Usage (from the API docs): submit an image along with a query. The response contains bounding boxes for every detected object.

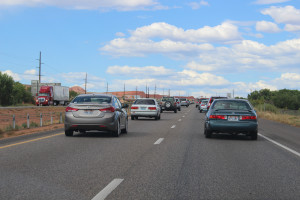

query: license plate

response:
[84,110,93,115]
[141,107,146,110]
[228,116,238,121]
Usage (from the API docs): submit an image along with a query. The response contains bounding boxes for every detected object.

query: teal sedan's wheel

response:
[250,131,258,140]
[65,130,73,137]
[204,127,212,138]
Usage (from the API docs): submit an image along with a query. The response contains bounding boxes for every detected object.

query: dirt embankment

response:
[0,106,66,139]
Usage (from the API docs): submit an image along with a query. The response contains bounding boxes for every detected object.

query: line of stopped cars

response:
[64,94,257,140]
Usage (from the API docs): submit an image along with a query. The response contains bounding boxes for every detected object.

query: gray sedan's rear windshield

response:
[72,96,112,104]
[212,100,251,110]
[134,99,155,105]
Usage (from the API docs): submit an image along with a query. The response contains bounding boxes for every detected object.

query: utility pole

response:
[155,84,156,99]
[136,86,138,99]
[233,89,234,98]
[168,89,170,97]
[84,73,87,94]
[106,82,108,94]
[123,83,125,101]
[38,51,42,84]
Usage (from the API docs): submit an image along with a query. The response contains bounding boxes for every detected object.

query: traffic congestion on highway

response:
[1,94,299,200]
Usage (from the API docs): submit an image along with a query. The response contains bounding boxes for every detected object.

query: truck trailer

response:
[36,85,69,106]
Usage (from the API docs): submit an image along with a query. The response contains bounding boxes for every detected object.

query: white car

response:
[130,98,161,120]
[199,100,208,113]
[175,98,181,111]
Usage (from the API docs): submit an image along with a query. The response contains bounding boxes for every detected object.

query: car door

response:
[115,97,126,128]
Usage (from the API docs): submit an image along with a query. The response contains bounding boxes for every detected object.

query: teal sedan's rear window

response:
[72,96,112,104]
[212,101,251,110]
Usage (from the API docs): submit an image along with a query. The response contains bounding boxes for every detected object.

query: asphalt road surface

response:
[0,106,299,200]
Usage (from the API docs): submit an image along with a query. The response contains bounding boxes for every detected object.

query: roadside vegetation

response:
[248,89,300,127]
[0,72,33,106]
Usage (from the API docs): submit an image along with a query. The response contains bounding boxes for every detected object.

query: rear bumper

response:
[207,120,258,133]
[64,113,117,132]
[131,111,158,117]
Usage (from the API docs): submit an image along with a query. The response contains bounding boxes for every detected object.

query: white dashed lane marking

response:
[91,179,124,200]
[154,138,164,145]
[171,125,176,128]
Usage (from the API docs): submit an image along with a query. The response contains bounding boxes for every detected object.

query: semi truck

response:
[36,85,69,106]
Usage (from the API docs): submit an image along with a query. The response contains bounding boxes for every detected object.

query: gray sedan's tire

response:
[250,131,258,140]
[112,121,120,137]
[121,119,128,134]
[174,108,177,113]
[65,130,73,137]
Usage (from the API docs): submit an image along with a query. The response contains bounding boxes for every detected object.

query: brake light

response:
[131,106,138,110]
[240,116,257,120]
[66,107,79,112]
[100,106,115,112]
[209,115,226,119]
[148,107,156,110]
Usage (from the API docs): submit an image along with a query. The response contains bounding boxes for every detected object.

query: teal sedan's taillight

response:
[240,116,257,120]
[209,115,227,119]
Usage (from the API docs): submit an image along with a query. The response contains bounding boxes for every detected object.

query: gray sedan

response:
[64,94,128,137]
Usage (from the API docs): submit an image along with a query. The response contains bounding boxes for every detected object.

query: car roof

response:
[77,93,113,97]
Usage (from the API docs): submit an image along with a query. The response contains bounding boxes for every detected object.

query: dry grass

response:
[257,111,300,127]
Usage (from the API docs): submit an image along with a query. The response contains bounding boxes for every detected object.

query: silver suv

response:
[175,98,181,111]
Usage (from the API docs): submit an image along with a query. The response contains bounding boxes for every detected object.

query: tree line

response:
[248,88,300,110]
[0,72,33,106]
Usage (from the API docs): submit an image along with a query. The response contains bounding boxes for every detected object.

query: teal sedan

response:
[204,99,258,140]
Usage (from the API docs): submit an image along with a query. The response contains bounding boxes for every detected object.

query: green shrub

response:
[30,122,38,128]
[22,123,27,129]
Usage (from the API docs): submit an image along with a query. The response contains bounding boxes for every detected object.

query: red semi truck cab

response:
[36,86,54,106]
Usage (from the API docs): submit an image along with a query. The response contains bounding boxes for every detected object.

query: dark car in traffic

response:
[206,96,228,110]
[204,99,258,140]
[64,94,128,137]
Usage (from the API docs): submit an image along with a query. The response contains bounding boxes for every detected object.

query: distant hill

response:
[69,86,85,94]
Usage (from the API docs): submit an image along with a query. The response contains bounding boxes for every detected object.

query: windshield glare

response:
[72,96,112,104]
[212,101,251,110]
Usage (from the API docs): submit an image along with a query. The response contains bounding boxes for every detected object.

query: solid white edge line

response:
[171,125,176,128]
[91,179,124,200]
[259,133,300,158]
[154,138,164,145]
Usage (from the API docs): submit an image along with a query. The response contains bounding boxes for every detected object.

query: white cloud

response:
[115,32,125,37]
[106,65,174,77]
[130,22,241,43]
[185,61,216,71]
[284,24,300,32]
[101,22,242,57]
[254,0,291,4]
[256,21,281,33]
[24,69,36,75]
[188,1,209,10]
[261,6,300,25]
[2,70,21,81]
[0,0,163,11]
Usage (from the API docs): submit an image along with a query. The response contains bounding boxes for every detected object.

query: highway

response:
[0,106,299,200]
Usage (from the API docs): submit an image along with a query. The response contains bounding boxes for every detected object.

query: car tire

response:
[112,120,120,137]
[161,109,163,113]
[200,110,202,113]
[121,119,128,134]
[158,114,161,120]
[174,109,177,113]
[250,131,257,140]
[65,130,73,137]
[135,116,138,120]
[204,127,212,138]
[178,107,181,111]
[131,116,134,120]
[155,116,158,120]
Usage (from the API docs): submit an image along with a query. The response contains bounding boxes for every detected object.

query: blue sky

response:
[1,0,300,98]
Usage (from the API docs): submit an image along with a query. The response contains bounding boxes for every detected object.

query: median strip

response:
[0,133,64,149]
[91,178,124,200]
[154,138,164,145]
[259,133,300,158]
